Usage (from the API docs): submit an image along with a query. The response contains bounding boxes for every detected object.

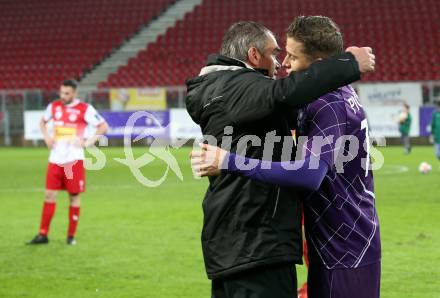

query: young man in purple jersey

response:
[191,16,381,298]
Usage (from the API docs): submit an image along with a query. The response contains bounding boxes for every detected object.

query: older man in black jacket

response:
[185,21,375,298]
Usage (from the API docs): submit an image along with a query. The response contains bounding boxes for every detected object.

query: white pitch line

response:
[376,165,409,175]
[0,164,411,193]
[0,180,205,193]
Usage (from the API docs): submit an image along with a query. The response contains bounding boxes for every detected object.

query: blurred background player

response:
[27,80,108,245]
[430,101,440,161]
[398,103,412,154]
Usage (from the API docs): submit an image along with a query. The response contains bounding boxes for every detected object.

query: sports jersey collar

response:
[63,99,81,107]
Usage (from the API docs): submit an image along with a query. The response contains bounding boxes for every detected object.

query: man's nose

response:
[281,57,289,68]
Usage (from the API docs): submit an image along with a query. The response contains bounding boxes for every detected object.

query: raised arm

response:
[191,144,328,191]
[191,94,347,190]
[226,48,374,124]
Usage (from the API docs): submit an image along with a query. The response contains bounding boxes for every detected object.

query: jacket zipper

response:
[272,187,281,218]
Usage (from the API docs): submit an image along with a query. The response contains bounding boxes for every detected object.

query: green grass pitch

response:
[0,146,439,297]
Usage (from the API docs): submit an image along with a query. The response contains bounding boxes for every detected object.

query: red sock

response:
[39,201,56,236]
[68,206,80,237]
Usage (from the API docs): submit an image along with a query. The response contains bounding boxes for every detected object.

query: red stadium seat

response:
[0,0,175,90]
[100,0,439,87]
[1,0,438,90]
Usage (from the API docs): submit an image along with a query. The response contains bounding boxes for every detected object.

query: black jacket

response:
[185,54,360,279]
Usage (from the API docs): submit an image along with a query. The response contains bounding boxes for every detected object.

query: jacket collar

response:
[206,54,247,67]
[199,54,275,77]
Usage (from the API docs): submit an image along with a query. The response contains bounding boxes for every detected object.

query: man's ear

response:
[247,47,262,67]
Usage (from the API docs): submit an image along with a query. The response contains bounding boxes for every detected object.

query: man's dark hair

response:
[62,79,78,90]
[220,21,273,61]
[286,16,343,60]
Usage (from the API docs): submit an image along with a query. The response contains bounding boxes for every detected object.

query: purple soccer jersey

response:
[297,85,381,269]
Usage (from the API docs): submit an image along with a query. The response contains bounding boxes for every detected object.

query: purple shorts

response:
[308,262,381,298]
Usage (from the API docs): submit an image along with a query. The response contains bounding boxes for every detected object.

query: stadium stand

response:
[99,0,440,88]
[0,0,175,90]
[0,0,438,90]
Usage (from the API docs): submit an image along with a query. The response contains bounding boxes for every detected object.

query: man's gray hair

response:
[220,21,273,62]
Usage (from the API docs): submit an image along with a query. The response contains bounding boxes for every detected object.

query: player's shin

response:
[68,205,80,238]
[39,201,56,236]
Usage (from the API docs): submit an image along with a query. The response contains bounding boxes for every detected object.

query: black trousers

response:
[211,264,297,298]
